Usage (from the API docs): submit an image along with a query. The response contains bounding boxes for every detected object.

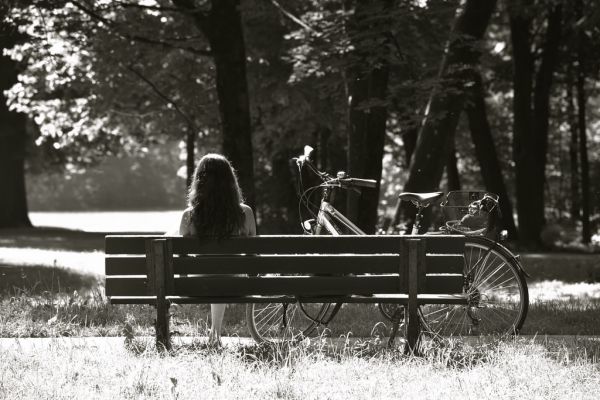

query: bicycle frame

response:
[315,201,365,235]
[312,185,366,235]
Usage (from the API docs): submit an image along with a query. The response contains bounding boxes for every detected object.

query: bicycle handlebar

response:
[293,149,377,190]
[339,178,377,188]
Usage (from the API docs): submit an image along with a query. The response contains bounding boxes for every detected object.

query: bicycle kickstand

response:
[387,320,400,348]
[387,306,404,348]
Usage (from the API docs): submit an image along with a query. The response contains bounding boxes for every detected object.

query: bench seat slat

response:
[109,296,156,305]
[107,293,468,306]
[297,294,468,304]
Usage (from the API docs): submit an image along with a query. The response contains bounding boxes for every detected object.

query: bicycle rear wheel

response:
[419,237,528,336]
[246,300,330,344]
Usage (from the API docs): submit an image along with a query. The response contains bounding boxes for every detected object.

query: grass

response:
[1,335,599,399]
[1,269,600,339]
[1,228,600,398]
[1,263,600,338]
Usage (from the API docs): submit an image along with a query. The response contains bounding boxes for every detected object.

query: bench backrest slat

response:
[104,235,466,299]
[105,253,464,275]
[104,274,464,297]
[105,235,465,255]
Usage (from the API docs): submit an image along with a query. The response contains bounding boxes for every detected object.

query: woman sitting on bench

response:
[177,153,256,347]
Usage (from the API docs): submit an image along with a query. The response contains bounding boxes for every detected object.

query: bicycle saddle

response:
[398,192,444,207]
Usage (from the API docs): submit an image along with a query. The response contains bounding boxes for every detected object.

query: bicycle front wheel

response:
[246,301,330,344]
[419,237,528,336]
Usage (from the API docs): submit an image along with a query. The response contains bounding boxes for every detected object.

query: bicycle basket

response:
[440,190,500,238]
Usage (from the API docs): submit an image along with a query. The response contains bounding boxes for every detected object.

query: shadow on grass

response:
[0,265,99,297]
[0,227,162,252]
[540,336,600,363]
[521,299,600,335]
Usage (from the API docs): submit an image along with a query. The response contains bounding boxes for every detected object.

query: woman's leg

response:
[209,304,226,345]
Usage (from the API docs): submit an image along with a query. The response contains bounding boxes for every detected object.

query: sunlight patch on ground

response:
[529,280,600,302]
[0,247,103,276]
[29,210,182,233]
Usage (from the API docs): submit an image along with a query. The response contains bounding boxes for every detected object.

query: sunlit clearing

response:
[529,280,600,301]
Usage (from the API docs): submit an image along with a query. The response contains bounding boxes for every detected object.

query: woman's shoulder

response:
[239,203,256,236]
[181,206,193,220]
[178,207,195,236]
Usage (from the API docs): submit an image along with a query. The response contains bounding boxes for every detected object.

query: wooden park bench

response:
[104,235,467,352]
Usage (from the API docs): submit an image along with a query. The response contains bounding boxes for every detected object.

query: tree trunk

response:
[172,0,255,210]
[403,0,496,192]
[400,0,496,232]
[0,14,31,228]
[577,72,591,244]
[346,67,390,234]
[0,28,31,228]
[566,64,580,221]
[576,0,591,244]
[446,145,461,192]
[346,0,391,234]
[317,126,331,172]
[209,0,255,210]
[510,1,562,247]
[465,70,518,239]
[401,128,418,168]
[509,1,535,244]
[185,130,195,189]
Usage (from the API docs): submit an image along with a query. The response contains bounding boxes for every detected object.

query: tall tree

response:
[346,0,392,234]
[401,0,497,231]
[509,0,563,247]
[0,5,31,228]
[574,0,591,243]
[445,144,461,191]
[465,70,518,239]
[172,0,255,210]
[565,64,580,221]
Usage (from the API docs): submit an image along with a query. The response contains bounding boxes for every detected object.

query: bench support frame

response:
[105,235,467,354]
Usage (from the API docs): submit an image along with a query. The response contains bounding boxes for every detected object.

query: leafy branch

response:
[125,64,197,134]
[70,0,212,56]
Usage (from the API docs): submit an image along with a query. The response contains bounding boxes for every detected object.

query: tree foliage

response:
[3,0,600,245]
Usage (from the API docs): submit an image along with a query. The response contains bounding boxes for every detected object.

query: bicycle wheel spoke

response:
[247,300,331,343]
[256,306,284,333]
[420,238,528,337]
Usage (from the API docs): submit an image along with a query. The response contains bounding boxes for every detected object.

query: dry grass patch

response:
[1,337,599,400]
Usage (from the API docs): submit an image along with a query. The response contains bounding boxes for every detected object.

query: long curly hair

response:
[188,154,245,238]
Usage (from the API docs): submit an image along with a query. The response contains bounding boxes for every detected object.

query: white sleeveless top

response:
[178,203,256,237]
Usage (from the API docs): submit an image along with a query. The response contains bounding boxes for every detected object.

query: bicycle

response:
[246,146,529,343]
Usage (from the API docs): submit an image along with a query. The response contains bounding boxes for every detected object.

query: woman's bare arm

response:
[241,204,257,236]
[178,208,193,236]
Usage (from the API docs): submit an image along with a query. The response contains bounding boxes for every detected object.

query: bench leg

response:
[404,311,421,355]
[152,239,172,352]
[156,299,171,352]
[403,238,423,355]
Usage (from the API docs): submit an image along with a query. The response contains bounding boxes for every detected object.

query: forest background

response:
[1,0,599,250]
